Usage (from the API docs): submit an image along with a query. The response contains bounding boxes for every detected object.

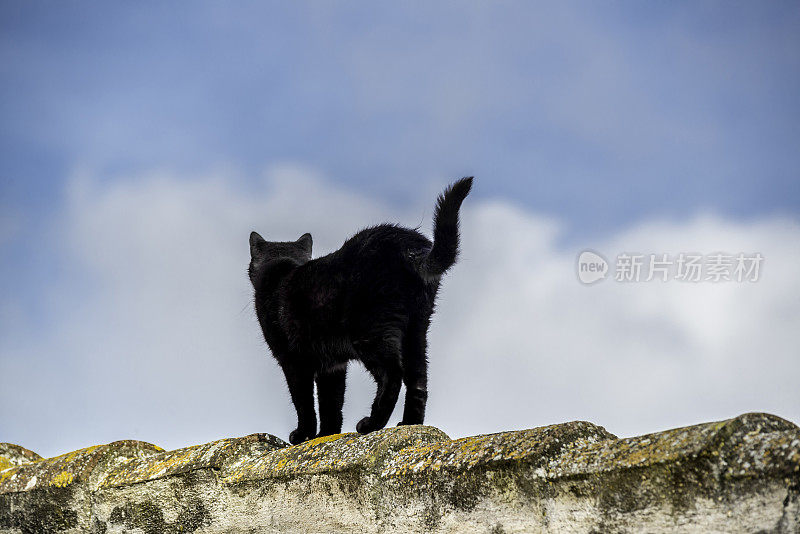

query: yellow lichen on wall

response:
[51,470,74,488]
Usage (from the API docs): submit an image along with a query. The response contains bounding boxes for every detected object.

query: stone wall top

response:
[1,413,798,533]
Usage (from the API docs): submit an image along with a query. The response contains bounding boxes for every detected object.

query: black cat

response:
[249,177,473,444]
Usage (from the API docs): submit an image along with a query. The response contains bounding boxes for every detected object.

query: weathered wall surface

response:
[1,413,798,533]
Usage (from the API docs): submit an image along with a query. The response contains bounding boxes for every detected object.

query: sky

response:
[1,2,799,458]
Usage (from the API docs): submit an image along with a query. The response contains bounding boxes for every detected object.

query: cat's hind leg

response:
[398,316,430,426]
[315,366,347,437]
[355,336,403,434]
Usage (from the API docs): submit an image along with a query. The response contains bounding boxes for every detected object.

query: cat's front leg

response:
[281,363,317,445]
[316,366,347,437]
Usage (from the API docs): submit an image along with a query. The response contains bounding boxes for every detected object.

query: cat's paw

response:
[397,420,422,426]
[356,417,374,434]
[289,428,313,445]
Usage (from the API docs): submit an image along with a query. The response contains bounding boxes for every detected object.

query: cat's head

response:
[248,231,312,286]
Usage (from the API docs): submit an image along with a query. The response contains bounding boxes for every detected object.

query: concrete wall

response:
[2,413,798,533]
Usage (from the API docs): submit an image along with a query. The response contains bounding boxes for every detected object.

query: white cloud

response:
[436,210,800,439]
[1,167,798,456]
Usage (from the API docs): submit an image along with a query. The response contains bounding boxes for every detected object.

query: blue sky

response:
[1,2,799,456]
[3,2,798,223]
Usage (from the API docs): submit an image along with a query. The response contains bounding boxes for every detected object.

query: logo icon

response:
[577,250,608,284]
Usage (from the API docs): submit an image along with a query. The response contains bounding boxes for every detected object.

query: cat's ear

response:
[297,233,313,256]
[250,231,267,259]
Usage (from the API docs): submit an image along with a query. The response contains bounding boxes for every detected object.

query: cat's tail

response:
[419,176,473,280]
